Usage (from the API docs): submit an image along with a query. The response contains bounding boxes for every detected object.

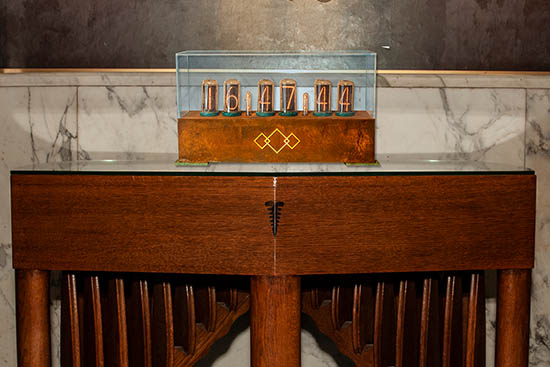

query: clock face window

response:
[201,79,218,116]
[201,78,356,118]
[280,79,297,115]
[337,80,354,116]
[257,79,275,116]
[314,79,332,115]
[224,79,241,113]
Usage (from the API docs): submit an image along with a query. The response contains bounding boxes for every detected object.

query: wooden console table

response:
[11,160,535,367]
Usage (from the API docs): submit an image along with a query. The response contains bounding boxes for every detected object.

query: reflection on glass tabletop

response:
[12,156,532,176]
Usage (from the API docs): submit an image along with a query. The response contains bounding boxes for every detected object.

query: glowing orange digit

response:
[317,86,328,111]
[226,86,238,111]
[283,85,296,110]
[208,86,213,110]
[339,86,351,111]
[260,86,271,106]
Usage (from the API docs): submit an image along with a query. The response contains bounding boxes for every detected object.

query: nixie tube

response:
[257,79,275,116]
[314,79,332,116]
[303,93,309,116]
[200,79,219,116]
[279,79,298,116]
[336,80,355,116]
[223,79,241,116]
[246,91,252,116]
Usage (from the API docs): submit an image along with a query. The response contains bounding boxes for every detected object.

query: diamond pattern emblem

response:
[286,133,300,149]
[254,133,269,149]
[254,129,301,154]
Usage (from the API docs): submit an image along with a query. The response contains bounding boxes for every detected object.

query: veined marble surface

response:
[0,86,77,366]
[376,88,525,165]
[377,72,550,89]
[526,89,550,367]
[0,79,548,366]
[0,72,178,87]
[78,86,178,160]
[1,71,550,89]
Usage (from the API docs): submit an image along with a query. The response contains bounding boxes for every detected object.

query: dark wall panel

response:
[1,0,549,70]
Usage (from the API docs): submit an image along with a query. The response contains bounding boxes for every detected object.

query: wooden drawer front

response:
[12,175,274,275]
[275,175,536,275]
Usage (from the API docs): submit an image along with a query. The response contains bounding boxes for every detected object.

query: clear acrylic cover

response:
[176,50,377,118]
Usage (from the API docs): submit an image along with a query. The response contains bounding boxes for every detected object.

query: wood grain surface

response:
[58,272,250,367]
[303,272,486,367]
[16,270,50,367]
[275,175,536,274]
[102,278,129,367]
[13,172,535,366]
[465,273,485,367]
[178,111,375,163]
[127,279,152,367]
[251,275,301,367]
[61,273,81,367]
[496,269,531,367]
[82,275,104,367]
[12,173,535,276]
[151,282,174,367]
[11,174,274,275]
[173,283,196,355]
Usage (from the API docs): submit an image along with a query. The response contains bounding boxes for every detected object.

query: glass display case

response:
[176,50,377,118]
[176,51,377,164]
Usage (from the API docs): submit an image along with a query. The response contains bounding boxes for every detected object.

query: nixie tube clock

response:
[223,79,241,116]
[257,79,275,117]
[200,79,219,116]
[336,80,355,116]
[314,79,332,116]
[279,79,298,116]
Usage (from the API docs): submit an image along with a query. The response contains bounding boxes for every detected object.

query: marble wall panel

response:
[526,89,550,367]
[77,86,178,160]
[0,86,77,367]
[376,88,526,166]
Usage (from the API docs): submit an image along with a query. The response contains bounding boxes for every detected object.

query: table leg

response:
[496,269,531,367]
[250,275,301,367]
[16,269,51,367]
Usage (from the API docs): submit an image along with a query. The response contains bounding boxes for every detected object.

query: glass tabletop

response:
[11,157,533,176]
